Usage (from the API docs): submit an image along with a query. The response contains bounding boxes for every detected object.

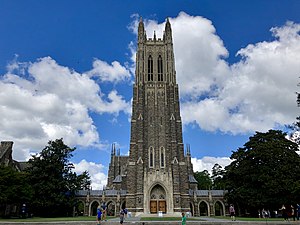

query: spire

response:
[164,17,172,43]
[138,16,145,43]
[186,144,191,156]
[111,143,116,156]
[154,30,156,41]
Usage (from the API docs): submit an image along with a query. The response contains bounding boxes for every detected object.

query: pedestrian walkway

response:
[196,216,230,222]
[108,216,141,222]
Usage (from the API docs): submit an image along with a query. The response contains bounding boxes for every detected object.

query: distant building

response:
[0,141,28,171]
[76,18,226,217]
[0,141,29,217]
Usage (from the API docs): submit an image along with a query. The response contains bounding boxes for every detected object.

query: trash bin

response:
[158,211,163,217]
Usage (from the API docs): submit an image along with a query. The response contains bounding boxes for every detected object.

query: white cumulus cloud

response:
[0,57,131,161]
[87,59,131,83]
[73,159,107,190]
[191,156,232,174]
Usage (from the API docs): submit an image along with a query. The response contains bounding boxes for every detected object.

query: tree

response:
[26,139,90,217]
[211,163,225,190]
[0,166,33,216]
[289,116,300,145]
[222,130,300,216]
[194,170,212,189]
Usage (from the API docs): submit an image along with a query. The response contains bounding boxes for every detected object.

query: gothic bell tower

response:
[124,17,197,215]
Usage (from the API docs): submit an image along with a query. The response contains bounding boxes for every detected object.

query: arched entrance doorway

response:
[215,201,224,216]
[75,200,85,216]
[106,201,116,216]
[199,201,209,216]
[91,201,99,216]
[150,184,167,214]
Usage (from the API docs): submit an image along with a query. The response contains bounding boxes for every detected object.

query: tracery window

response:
[157,55,163,81]
[148,55,153,81]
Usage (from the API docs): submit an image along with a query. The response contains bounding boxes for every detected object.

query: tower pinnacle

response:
[138,16,145,43]
[164,17,172,43]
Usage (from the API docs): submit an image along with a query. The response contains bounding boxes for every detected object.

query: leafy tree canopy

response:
[0,166,32,205]
[194,170,212,190]
[211,163,225,190]
[289,116,300,145]
[223,130,300,215]
[26,139,90,217]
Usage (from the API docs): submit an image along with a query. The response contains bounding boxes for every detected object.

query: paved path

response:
[0,217,299,225]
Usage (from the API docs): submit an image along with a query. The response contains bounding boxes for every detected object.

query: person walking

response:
[181,212,186,225]
[229,204,236,221]
[297,204,300,220]
[96,207,102,225]
[291,205,296,221]
[280,205,288,221]
[119,209,125,224]
[101,203,107,221]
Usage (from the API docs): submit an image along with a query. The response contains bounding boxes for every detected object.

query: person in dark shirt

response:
[96,207,102,225]
[119,209,125,224]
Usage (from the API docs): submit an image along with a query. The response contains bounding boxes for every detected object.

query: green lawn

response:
[213,216,286,221]
[0,216,114,222]
[0,215,287,222]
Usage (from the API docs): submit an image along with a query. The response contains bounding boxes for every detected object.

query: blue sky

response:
[1,1,299,189]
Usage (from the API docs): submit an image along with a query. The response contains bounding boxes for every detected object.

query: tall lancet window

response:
[149,146,154,168]
[160,147,165,168]
[158,55,163,81]
[148,55,153,81]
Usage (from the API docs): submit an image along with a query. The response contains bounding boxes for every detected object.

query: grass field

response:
[0,215,289,222]
[0,216,110,222]
[212,216,287,221]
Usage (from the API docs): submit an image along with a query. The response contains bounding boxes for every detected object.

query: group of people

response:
[280,204,300,221]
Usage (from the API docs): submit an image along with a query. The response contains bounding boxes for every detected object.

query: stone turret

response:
[0,141,13,166]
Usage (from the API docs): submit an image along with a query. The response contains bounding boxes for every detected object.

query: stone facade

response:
[0,141,28,171]
[78,18,226,217]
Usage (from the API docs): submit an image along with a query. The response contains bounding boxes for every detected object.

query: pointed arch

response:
[160,146,165,168]
[214,200,225,216]
[148,55,153,81]
[149,146,154,168]
[157,55,163,81]
[75,200,85,216]
[106,200,116,216]
[199,201,209,216]
[90,200,100,216]
[149,183,167,214]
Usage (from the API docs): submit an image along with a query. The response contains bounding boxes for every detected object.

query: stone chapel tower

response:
[126,17,197,215]
[107,18,198,216]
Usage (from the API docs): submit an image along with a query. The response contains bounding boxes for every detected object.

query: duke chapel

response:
[76,18,226,217]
